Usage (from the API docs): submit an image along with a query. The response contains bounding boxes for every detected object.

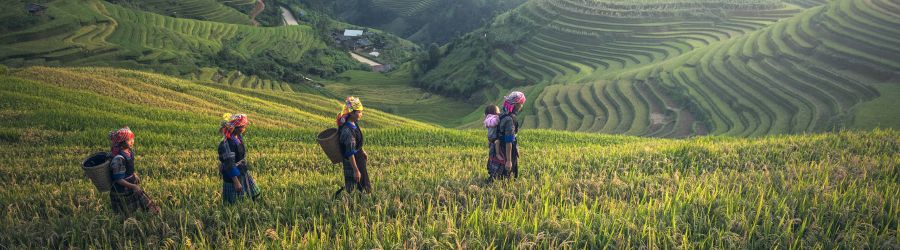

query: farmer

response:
[334,96,371,197]
[108,127,161,215]
[218,113,260,204]
[497,91,526,179]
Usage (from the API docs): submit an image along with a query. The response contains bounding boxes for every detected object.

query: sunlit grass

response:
[0,66,898,248]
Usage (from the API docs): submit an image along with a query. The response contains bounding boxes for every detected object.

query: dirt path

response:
[280,6,298,26]
[250,0,265,26]
[349,52,382,66]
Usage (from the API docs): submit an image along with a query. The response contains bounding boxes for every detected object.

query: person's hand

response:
[132,186,144,195]
[354,170,361,182]
[233,182,243,193]
[361,151,369,161]
[505,161,513,171]
[134,174,141,184]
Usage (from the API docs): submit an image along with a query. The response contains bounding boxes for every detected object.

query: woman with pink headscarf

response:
[495,91,526,179]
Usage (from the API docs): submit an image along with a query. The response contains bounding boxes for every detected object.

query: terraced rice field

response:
[116,0,255,25]
[0,66,424,131]
[191,68,316,93]
[487,0,802,84]
[0,0,322,78]
[787,0,832,7]
[519,0,898,137]
[1,66,898,248]
[372,0,442,17]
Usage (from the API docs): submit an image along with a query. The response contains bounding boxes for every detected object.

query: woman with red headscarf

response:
[108,127,160,214]
[218,113,260,204]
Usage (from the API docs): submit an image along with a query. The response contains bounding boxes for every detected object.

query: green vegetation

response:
[419,0,900,137]
[106,0,262,25]
[323,69,479,127]
[302,0,528,45]
[1,0,899,247]
[189,67,334,96]
[0,0,359,84]
[852,84,900,130]
[0,66,898,248]
[112,0,283,26]
[419,0,801,97]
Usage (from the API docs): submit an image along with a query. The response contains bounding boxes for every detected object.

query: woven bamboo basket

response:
[316,128,343,164]
[82,152,112,192]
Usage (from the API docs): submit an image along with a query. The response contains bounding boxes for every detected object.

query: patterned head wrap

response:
[503,91,527,113]
[336,96,364,126]
[221,113,249,139]
[109,126,135,156]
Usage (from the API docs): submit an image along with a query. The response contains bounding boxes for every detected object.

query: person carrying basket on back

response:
[218,113,261,204]
[108,127,161,215]
[333,96,371,198]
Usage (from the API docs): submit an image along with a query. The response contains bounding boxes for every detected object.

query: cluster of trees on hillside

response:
[301,0,528,45]
[208,37,364,81]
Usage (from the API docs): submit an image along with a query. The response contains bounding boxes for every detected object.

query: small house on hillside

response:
[26,3,47,15]
[343,29,364,37]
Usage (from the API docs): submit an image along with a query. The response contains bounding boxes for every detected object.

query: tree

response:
[426,43,442,70]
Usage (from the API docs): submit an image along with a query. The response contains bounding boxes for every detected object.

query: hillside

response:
[0,66,898,248]
[106,0,272,26]
[417,0,899,136]
[0,0,360,85]
[417,0,803,95]
[0,66,426,133]
[304,0,528,45]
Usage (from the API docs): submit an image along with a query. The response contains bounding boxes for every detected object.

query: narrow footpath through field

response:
[250,0,265,26]
[279,6,381,67]
[349,52,382,66]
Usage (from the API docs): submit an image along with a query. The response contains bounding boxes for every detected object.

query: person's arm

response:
[349,155,361,182]
[493,140,504,160]
[500,118,515,169]
[115,179,141,192]
[231,176,242,192]
[219,141,242,190]
[505,142,513,170]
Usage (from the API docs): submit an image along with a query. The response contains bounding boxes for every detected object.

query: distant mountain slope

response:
[305,0,528,45]
[106,0,255,25]
[0,0,359,84]
[416,0,803,97]
[523,0,899,137]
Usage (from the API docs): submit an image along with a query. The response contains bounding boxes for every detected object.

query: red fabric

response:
[109,127,134,156]
[222,114,249,139]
